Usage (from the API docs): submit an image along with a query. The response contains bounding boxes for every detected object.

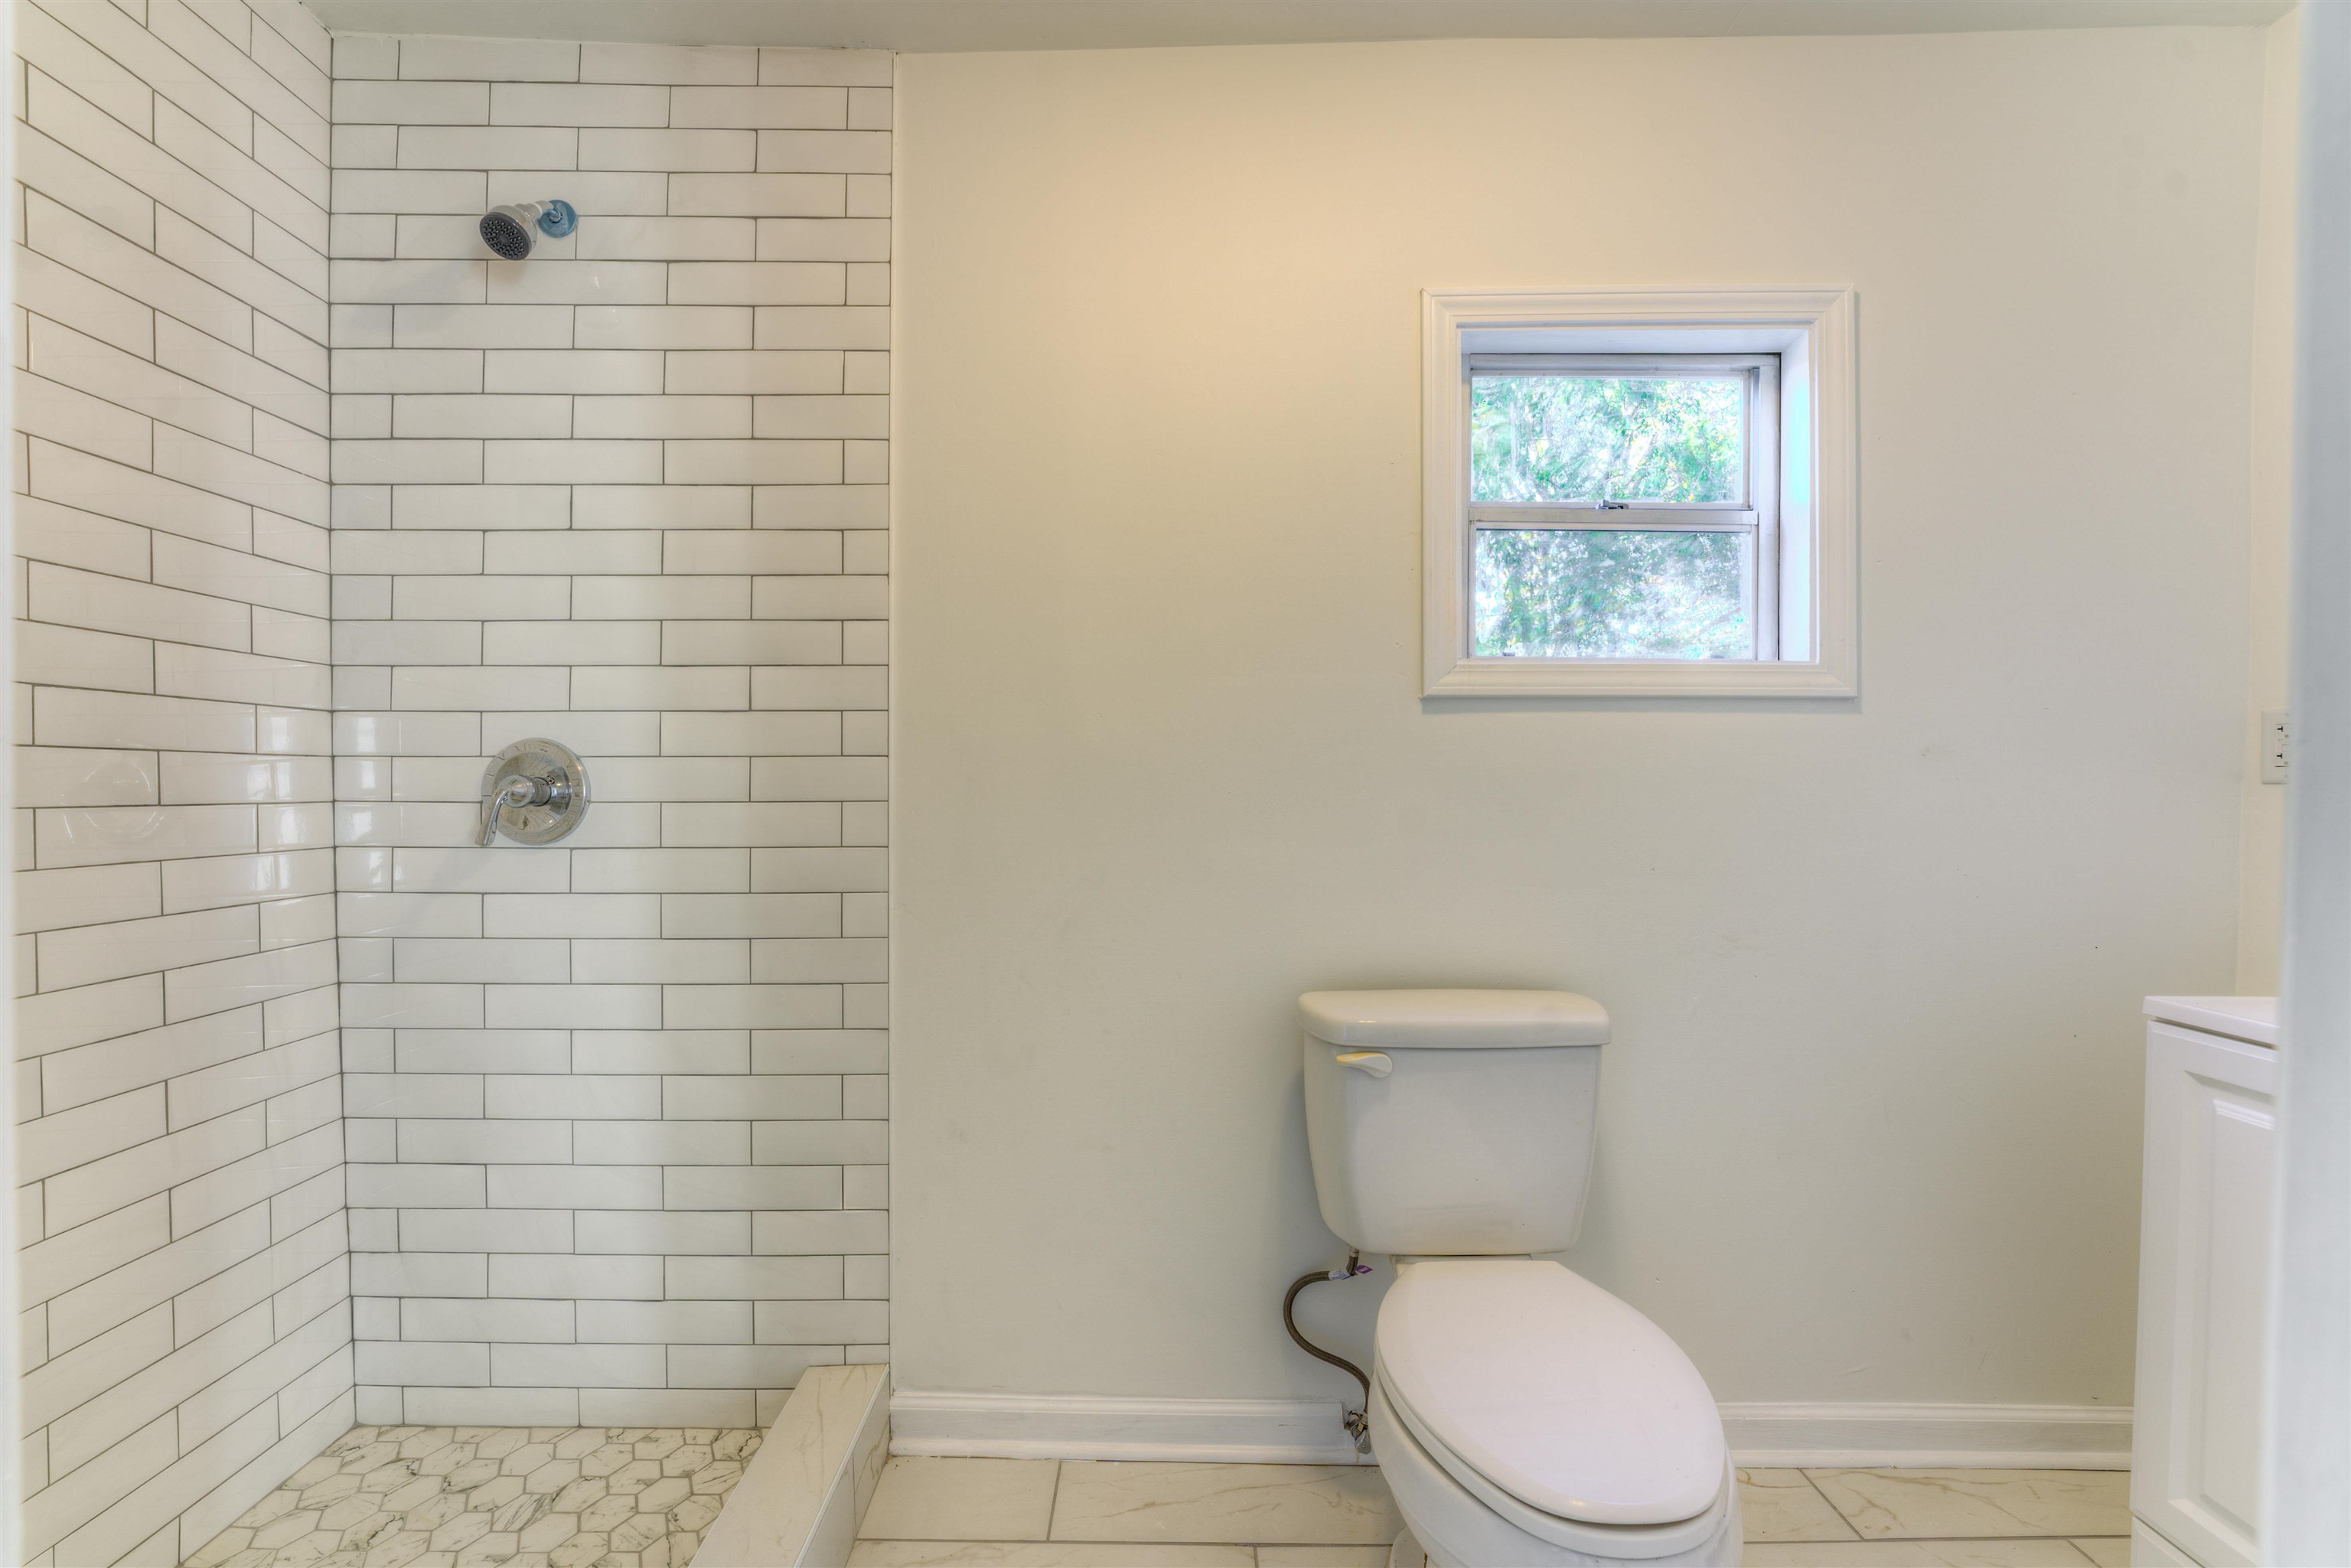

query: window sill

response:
[1424,657,1859,699]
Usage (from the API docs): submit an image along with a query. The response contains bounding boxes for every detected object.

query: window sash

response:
[1463,350,1780,660]
[1469,505,1756,533]
[1466,352,1776,375]
[1468,354,1769,509]
[1469,522,1762,663]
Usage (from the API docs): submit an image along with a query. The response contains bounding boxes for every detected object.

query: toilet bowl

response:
[1296,991,1740,1568]
[1367,1259,1740,1567]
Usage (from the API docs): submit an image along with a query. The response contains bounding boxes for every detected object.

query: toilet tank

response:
[1299,989,1608,1257]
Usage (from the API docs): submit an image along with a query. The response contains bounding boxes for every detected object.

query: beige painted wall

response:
[2235,8,2299,993]
[892,28,2266,1407]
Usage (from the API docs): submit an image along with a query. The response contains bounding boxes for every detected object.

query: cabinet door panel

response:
[2133,1021,2276,1568]
[2193,1095,2270,1531]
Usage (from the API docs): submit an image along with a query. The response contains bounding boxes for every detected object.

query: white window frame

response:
[1423,287,1858,698]
[1467,352,1779,661]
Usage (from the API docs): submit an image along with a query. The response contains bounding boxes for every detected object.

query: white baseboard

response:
[890,1391,1374,1465]
[1718,1401,2131,1470]
[891,1390,2131,1471]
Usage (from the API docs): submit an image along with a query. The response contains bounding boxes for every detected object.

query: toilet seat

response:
[1374,1260,1727,1530]
[1369,1374,1739,1566]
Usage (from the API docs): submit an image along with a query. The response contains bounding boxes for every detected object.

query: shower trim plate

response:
[479,738,589,846]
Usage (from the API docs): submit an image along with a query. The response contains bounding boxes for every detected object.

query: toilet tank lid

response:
[1297,989,1608,1048]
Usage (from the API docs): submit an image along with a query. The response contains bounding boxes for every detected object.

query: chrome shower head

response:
[479,199,578,260]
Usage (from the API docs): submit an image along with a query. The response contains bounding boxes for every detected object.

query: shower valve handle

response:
[475,740,589,848]
[478,774,542,846]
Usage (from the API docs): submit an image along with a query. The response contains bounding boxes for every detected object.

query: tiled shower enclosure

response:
[11,2,892,1561]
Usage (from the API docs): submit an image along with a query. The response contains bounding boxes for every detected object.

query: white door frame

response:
[2265,2,2351,1560]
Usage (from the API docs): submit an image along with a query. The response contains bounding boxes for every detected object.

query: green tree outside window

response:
[1470,376,1750,659]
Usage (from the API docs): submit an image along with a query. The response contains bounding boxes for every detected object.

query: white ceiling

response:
[298,0,2293,51]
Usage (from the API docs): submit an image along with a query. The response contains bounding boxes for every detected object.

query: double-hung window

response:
[1469,354,1778,663]
[1423,288,1857,697]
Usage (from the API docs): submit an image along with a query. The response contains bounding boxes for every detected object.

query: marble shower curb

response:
[696,1364,892,1567]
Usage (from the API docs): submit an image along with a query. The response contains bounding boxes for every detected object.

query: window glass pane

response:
[1472,375,1743,503]
[1474,529,1751,660]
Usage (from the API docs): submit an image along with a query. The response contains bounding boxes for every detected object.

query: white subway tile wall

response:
[327,37,891,1431]
[11,2,352,1564]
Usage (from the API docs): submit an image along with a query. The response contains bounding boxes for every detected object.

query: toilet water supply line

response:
[1283,1249,1376,1452]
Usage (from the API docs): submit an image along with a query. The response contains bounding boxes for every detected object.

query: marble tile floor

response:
[849,1458,2134,1567]
[180,1424,761,1568]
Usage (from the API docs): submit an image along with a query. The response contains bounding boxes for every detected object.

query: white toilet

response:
[1299,989,1742,1568]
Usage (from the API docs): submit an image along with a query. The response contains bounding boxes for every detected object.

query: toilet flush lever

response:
[1335,1051,1393,1078]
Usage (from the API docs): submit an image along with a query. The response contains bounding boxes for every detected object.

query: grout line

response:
[20,194,333,357]
[21,73,333,253]
[1795,1465,1864,1538]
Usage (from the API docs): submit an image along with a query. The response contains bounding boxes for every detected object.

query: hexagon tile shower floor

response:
[180,1424,763,1568]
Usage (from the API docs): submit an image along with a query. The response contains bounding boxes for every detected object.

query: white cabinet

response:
[2132,998,2279,1568]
